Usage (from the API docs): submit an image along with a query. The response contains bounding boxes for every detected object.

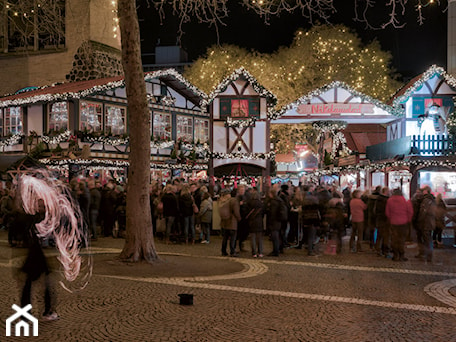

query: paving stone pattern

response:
[0,232,456,342]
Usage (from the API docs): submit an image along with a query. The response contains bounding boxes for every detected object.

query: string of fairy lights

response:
[307,158,456,179]
[3,60,456,177]
[225,117,257,128]
[0,133,23,147]
[201,68,277,108]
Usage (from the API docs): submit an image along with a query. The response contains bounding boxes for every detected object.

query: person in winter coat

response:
[20,199,58,321]
[179,184,196,244]
[418,186,436,262]
[327,192,345,254]
[198,192,213,244]
[367,186,381,249]
[385,188,413,261]
[349,189,367,252]
[246,189,265,257]
[219,189,241,257]
[264,188,283,257]
[300,186,321,256]
[434,193,447,248]
[411,189,424,258]
[288,187,303,245]
[375,187,390,257]
[161,184,179,244]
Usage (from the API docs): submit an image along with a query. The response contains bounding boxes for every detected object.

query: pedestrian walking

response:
[20,199,59,321]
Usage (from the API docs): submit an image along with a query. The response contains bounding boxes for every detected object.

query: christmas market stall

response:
[271,81,399,190]
[367,65,456,199]
[0,69,208,182]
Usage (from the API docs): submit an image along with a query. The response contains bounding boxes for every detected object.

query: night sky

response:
[137,2,447,81]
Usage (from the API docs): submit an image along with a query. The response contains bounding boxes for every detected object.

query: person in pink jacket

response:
[349,189,367,252]
[385,188,413,261]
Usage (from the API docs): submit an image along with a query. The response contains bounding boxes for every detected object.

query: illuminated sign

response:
[297,103,374,114]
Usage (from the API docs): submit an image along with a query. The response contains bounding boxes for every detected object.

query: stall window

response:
[48,102,68,132]
[105,105,126,135]
[176,115,193,142]
[4,107,23,135]
[194,118,209,143]
[79,101,102,132]
[152,112,171,140]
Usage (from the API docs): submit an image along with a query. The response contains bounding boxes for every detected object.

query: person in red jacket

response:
[385,188,413,261]
[349,189,367,252]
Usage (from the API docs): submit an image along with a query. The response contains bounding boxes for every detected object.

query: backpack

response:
[219,198,231,220]
[277,198,288,222]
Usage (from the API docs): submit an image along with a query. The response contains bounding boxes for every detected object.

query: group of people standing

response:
[347,184,447,262]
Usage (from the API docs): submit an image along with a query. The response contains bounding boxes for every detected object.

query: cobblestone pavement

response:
[1,231,456,342]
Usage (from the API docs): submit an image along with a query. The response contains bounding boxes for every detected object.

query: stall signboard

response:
[297,103,374,114]
[338,155,359,166]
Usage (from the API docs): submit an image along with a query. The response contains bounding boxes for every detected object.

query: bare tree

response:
[0,0,65,52]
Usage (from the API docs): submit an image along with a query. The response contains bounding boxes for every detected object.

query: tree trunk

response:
[117,0,158,262]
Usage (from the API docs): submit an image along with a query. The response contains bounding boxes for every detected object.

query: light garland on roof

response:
[41,130,72,145]
[225,117,257,128]
[145,69,208,108]
[307,158,456,178]
[211,151,275,160]
[0,69,207,109]
[270,81,401,120]
[0,133,23,147]
[38,158,207,171]
[161,96,176,106]
[202,67,277,108]
[392,65,456,108]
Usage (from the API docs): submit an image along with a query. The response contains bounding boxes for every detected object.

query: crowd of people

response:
[0,176,449,262]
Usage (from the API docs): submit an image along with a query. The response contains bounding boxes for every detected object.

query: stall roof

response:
[388,65,456,107]
[271,81,400,124]
[202,67,277,107]
[0,69,207,108]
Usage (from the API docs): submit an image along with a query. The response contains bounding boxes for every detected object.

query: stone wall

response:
[66,41,123,82]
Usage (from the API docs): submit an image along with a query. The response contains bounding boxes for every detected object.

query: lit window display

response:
[152,112,171,140]
[105,105,126,135]
[49,102,68,132]
[194,118,209,143]
[176,115,193,142]
[372,172,385,187]
[419,171,456,199]
[389,170,411,199]
[80,101,102,132]
[4,107,23,135]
